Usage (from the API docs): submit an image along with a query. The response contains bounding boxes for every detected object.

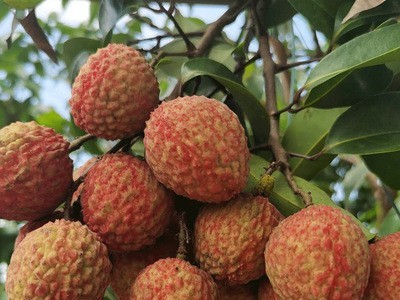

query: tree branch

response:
[253,2,312,207]
[68,134,96,153]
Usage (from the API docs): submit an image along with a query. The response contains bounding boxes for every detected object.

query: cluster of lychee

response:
[1,43,398,299]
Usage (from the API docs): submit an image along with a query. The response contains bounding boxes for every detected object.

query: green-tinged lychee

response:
[217,281,258,300]
[110,229,178,300]
[363,232,400,299]
[4,0,43,9]
[194,194,283,285]
[258,278,279,300]
[81,153,174,251]
[0,121,73,221]
[6,220,112,300]
[253,173,275,196]
[130,258,219,299]
[69,43,159,140]
[265,205,370,300]
[144,96,250,203]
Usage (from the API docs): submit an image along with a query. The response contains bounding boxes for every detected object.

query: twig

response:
[68,134,96,153]
[276,57,321,74]
[107,138,133,154]
[128,31,204,46]
[155,0,196,54]
[287,151,324,161]
[272,86,306,116]
[253,1,312,207]
[195,1,250,57]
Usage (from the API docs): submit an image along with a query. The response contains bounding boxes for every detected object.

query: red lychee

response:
[6,220,112,299]
[0,121,72,221]
[69,43,159,140]
[130,258,219,299]
[265,205,370,300]
[144,95,250,203]
[194,194,283,285]
[363,232,400,299]
[81,153,174,251]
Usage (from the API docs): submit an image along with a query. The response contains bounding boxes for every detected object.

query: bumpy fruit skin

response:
[69,43,159,140]
[0,121,73,221]
[81,153,174,251]
[110,229,178,300]
[363,232,400,299]
[130,258,219,300]
[194,194,283,285]
[144,96,250,202]
[6,220,112,300]
[258,279,279,300]
[217,281,257,300]
[4,0,43,9]
[265,205,370,300]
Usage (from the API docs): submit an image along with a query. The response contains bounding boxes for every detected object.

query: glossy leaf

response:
[181,58,270,146]
[260,0,296,28]
[306,23,400,90]
[342,0,385,23]
[305,65,393,108]
[282,108,346,179]
[363,151,400,189]
[63,38,102,70]
[378,199,400,236]
[36,110,68,134]
[325,92,400,155]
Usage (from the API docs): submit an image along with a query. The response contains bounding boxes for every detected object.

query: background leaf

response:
[306,23,400,90]
[282,108,346,180]
[325,92,400,155]
[363,151,400,189]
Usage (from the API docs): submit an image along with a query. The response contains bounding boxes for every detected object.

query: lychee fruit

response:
[110,229,178,300]
[6,220,112,300]
[363,232,400,299]
[0,121,73,221]
[144,96,250,203]
[4,0,43,9]
[130,258,219,299]
[81,153,174,251]
[217,281,258,300]
[194,194,283,285]
[265,205,370,300]
[258,279,279,300]
[69,43,159,140]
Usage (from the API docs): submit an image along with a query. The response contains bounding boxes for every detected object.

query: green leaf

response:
[244,154,269,193]
[98,0,138,38]
[325,92,400,155]
[287,0,348,38]
[282,108,346,179]
[363,151,400,189]
[378,199,400,236]
[36,110,68,134]
[335,0,400,42]
[181,58,269,146]
[306,23,400,90]
[260,0,296,28]
[63,37,102,71]
[305,65,393,108]
[0,221,18,263]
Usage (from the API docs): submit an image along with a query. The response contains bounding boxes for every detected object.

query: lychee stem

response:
[68,134,95,153]
[252,2,313,207]
[176,212,189,260]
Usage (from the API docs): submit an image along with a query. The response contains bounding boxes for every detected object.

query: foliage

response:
[1,0,400,298]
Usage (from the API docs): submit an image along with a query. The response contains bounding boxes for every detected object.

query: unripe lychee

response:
[0,121,73,221]
[6,220,112,300]
[69,43,159,140]
[363,232,400,299]
[144,96,250,203]
[110,229,178,300]
[217,281,257,300]
[4,0,43,9]
[253,173,275,196]
[81,153,174,251]
[130,258,219,299]
[194,194,283,285]
[265,205,370,300]
[258,279,279,300]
